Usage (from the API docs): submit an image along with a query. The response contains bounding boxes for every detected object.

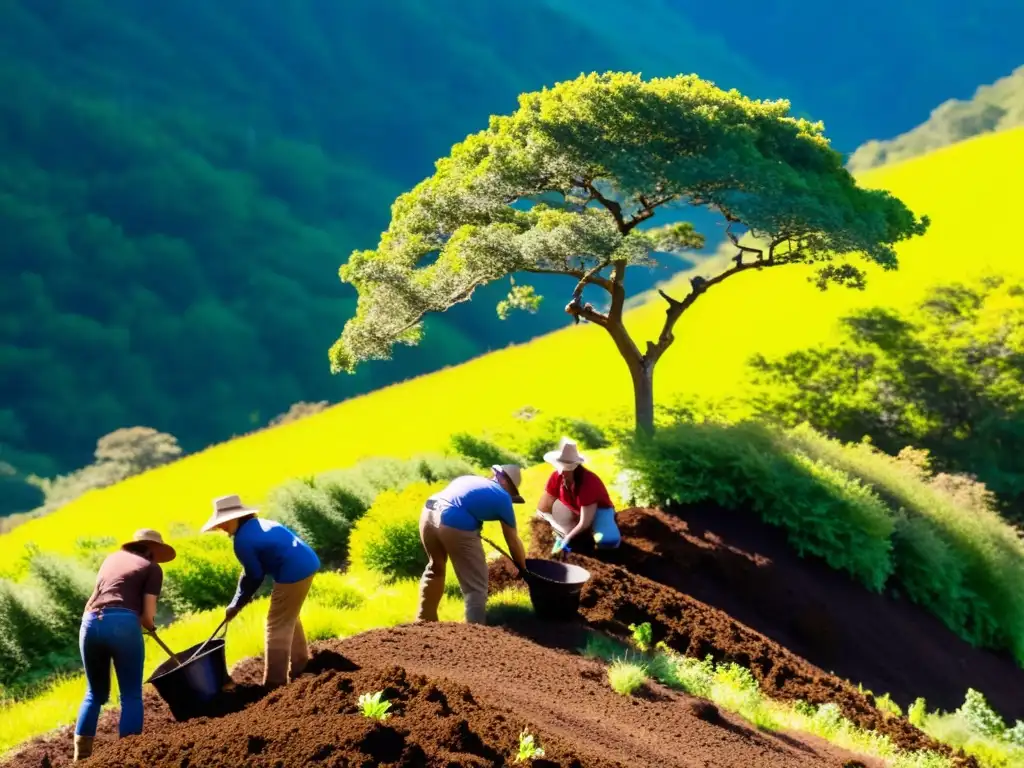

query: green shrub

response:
[787,425,1024,659]
[620,421,895,591]
[496,409,611,464]
[266,478,365,565]
[26,553,93,643]
[162,535,245,615]
[0,580,64,687]
[348,482,446,582]
[316,454,474,504]
[621,419,1024,664]
[448,432,524,469]
[307,571,366,610]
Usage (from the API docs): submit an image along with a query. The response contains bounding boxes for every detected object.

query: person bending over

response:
[417,464,528,625]
[74,529,176,762]
[201,494,320,687]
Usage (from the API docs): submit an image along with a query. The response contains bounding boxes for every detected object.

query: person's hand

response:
[225,605,240,622]
[552,537,571,555]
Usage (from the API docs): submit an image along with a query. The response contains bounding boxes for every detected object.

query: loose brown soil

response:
[611,504,1024,719]
[5,624,883,768]
[490,511,981,767]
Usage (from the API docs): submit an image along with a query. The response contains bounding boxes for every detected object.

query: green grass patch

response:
[607,659,648,696]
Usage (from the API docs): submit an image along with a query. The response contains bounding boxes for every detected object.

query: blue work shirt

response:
[227,517,320,610]
[433,475,517,532]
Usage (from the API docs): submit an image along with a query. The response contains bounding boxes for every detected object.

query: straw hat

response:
[492,464,525,504]
[122,529,176,563]
[544,437,587,472]
[200,494,260,533]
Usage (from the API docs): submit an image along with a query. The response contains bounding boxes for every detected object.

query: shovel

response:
[147,630,183,668]
[480,535,525,577]
[183,617,230,665]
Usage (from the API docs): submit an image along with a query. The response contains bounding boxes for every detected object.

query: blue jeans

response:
[592,506,621,548]
[75,608,145,738]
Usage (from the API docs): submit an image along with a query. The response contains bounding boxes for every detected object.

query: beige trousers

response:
[416,502,489,625]
[264,573,314,686]
[537,499,578,537]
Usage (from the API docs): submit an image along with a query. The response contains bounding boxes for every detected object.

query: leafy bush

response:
[448,432,524,469]
[491,409,611,465]
[162,535,244,616]
[348,482,446,582]
[266,454,474,568]
[307,571,366,611]
[26,552,94,642]
[620,420,895,591]
[621,419,1024,663]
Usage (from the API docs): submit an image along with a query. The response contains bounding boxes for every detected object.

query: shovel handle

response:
[184,616,229,664]
[148,630,182,667]
[480,535,525,578]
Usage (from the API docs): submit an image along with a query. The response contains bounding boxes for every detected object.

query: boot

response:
[73,735,94,762]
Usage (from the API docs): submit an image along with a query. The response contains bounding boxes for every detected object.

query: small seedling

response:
[628,621,653,652]
[516,727,545,762]
[358,690,392,721]
[608,659,648,696]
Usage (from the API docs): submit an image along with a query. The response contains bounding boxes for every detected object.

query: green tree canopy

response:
[330,72,929,432]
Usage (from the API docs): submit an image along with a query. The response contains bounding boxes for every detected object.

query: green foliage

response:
[957,689,1007,739]
[621,419,1024,663]
[162,535,245,616]
[357,690,392,721]
[0,553,94,690]
[307,572,366,611]
[493,408,611,465]
[330,70,927,388]
[448,433,525,470]
[848,64,1024,173]
[266,478,368,566]
[516,728,546,762]
[909,698,928,728]
[607,659,648,696]
[749,276,1024,518]
[628,621,653,652]
[620,421,895,591]
[348,482,446,582]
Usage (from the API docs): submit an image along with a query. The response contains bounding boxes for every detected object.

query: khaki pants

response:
[264,573,314,686]
[416,502,489,625]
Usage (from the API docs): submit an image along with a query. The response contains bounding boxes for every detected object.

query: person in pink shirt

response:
[535,437,621,554]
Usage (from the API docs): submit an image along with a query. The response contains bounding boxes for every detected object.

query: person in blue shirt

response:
[416,464,528,625]
[201,494,320,687]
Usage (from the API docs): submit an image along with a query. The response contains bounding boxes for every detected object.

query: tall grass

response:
[620,420,1024,663]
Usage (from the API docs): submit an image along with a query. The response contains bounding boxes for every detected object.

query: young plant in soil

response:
[516,728,546,762]
[629,621,653,652]
[607,659,649,696]
[358,690,392,721]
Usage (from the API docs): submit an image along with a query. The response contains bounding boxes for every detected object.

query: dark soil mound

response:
[610,504,1024,720]
[489,514,977,767]
[5,624,881,768]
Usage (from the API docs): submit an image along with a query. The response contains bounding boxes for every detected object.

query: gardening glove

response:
[552,537,571,555]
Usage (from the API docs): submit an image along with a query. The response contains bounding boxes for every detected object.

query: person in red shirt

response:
[535,437,621,554]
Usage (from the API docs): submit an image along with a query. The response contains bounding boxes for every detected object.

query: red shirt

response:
[545,468,613,514]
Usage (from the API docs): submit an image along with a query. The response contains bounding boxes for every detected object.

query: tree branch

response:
[624,194,675,232]
[644,239,793,367]
[522,266,614,294]
[582,181,627,232]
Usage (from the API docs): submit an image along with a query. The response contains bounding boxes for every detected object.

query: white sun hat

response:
[543,437,587,472]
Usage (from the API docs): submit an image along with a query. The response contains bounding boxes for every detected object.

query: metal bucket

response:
[147,638,229,721]
[522,557,591,621]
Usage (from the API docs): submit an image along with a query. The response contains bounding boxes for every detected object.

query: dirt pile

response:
[610,504,1024,720]
[489,512,978,766]
[6,623,881,768]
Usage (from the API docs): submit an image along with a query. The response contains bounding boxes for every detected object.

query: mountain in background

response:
[848,64,1024,172]
[2,0,1020,513]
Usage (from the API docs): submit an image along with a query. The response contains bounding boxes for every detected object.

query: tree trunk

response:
[631,362,655,436]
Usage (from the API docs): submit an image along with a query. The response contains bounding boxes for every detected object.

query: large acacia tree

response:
[329,72,929,433]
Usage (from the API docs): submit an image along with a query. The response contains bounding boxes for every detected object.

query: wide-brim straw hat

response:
[200,494,260,533]
[543,437,587,472]
[122,528,176,563]
[492,464,525,504]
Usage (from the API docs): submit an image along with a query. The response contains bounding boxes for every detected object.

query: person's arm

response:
[562,503,597,545]
[140,594,158,632]
[537,492,556,515]
[500,521,528,572]
[226,534,266,615]
[140,564,162,632]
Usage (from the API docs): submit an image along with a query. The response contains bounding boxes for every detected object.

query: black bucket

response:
[522,557,591,621]
[147,638,229,721]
